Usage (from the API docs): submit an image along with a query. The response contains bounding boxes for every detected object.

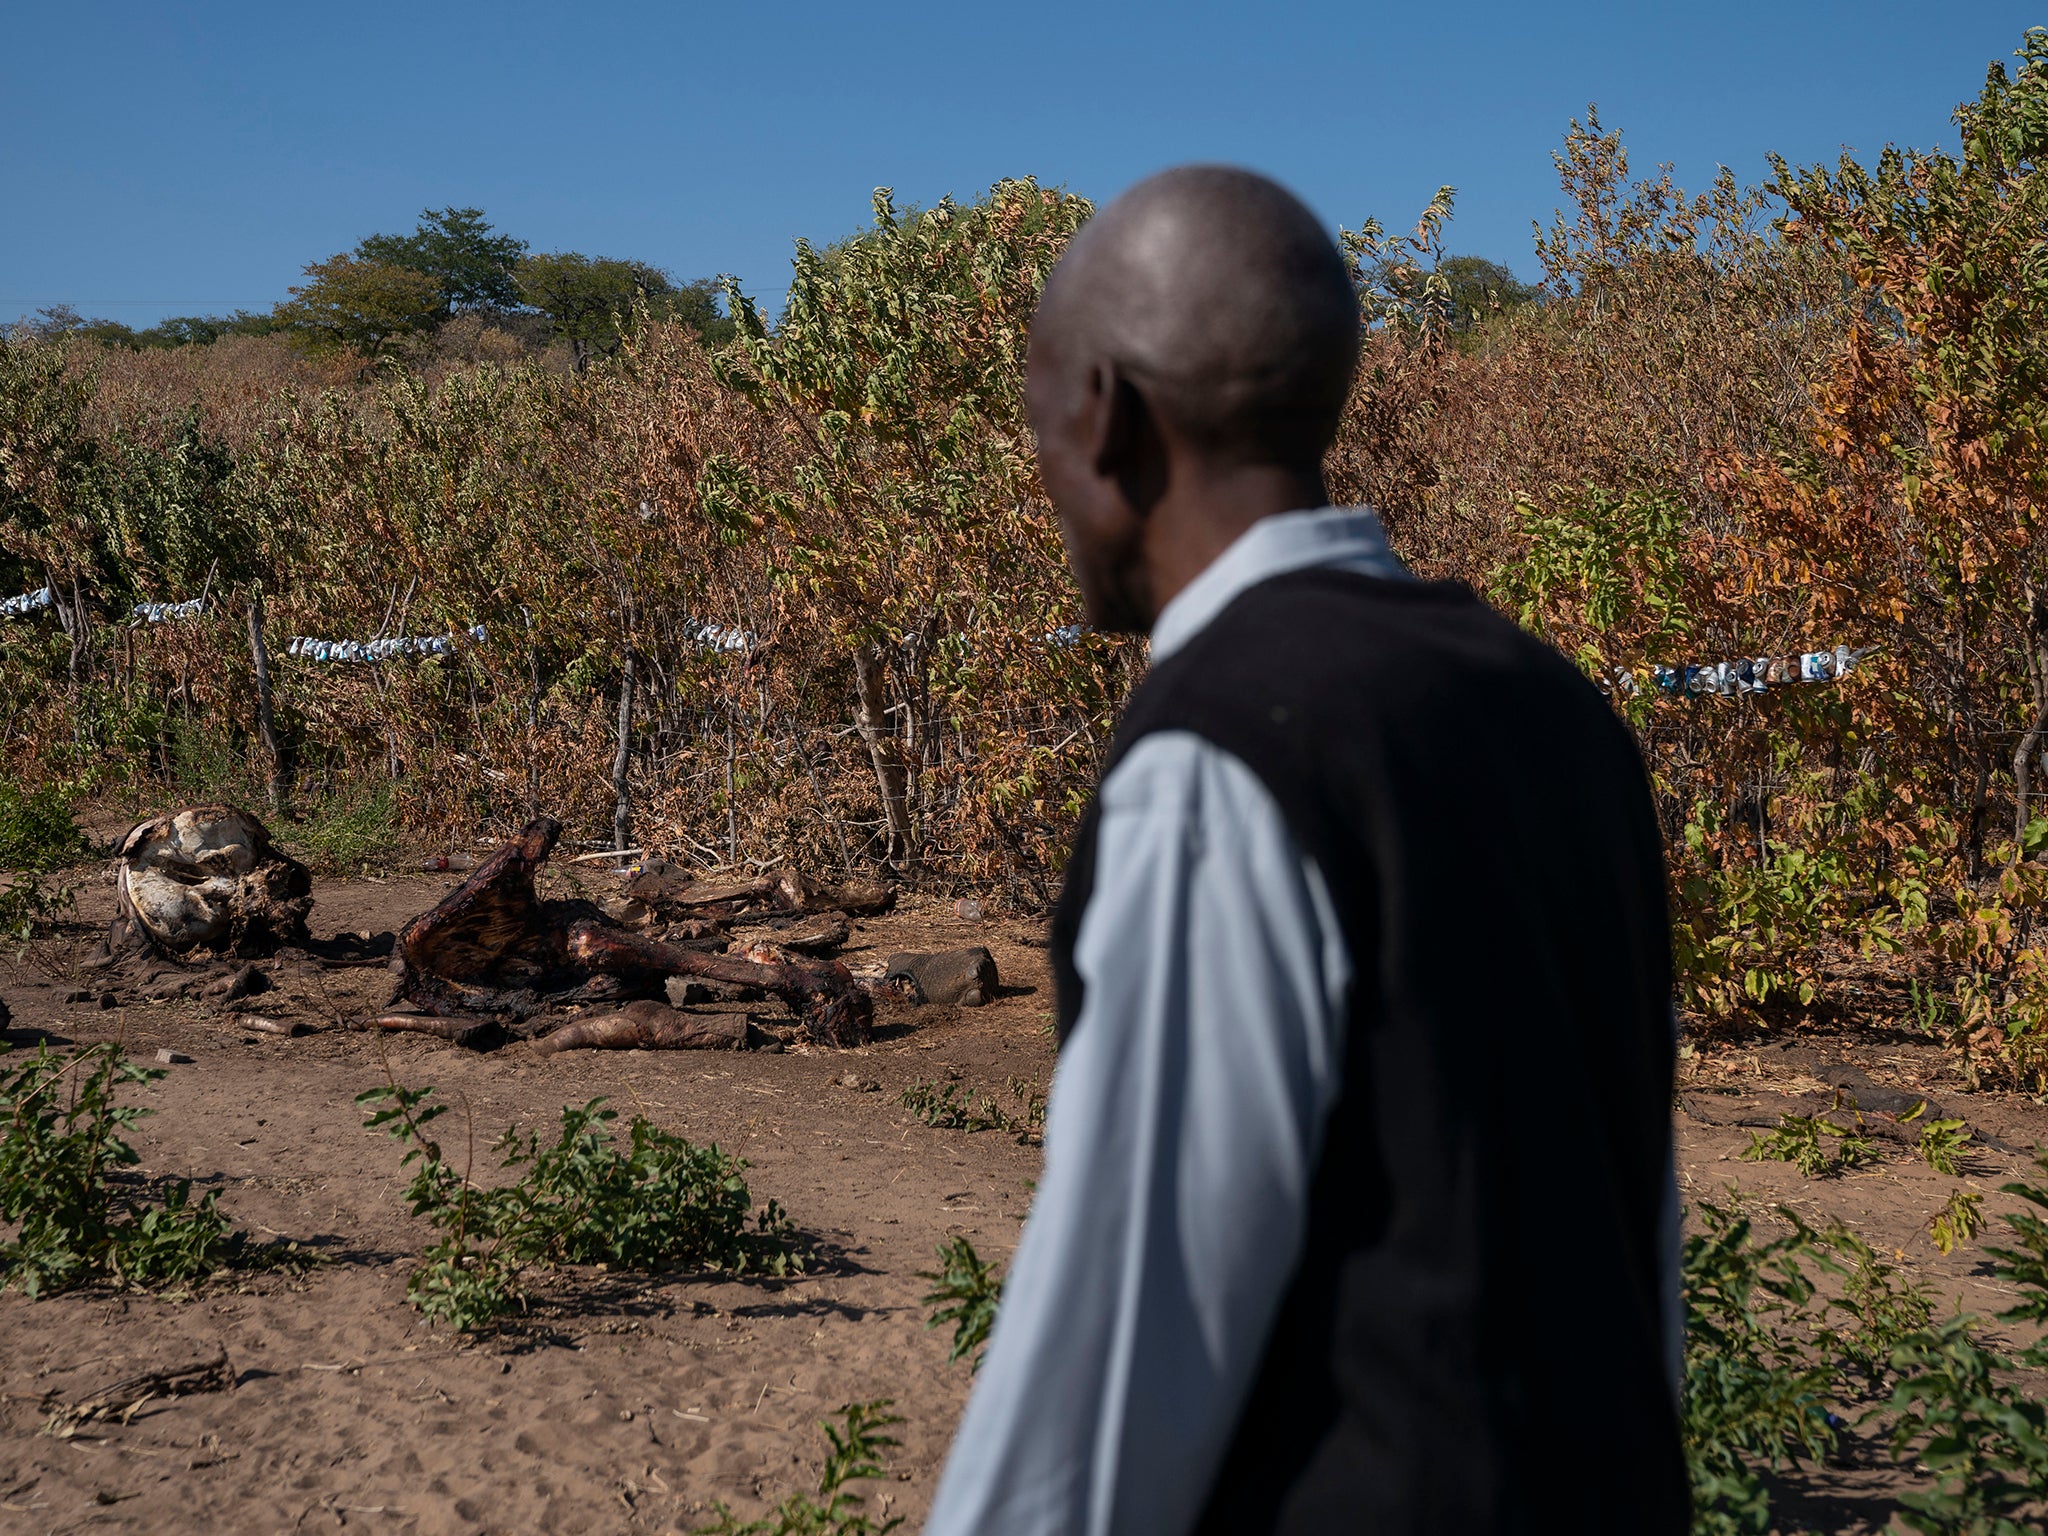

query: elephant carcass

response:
[112,806,313,958]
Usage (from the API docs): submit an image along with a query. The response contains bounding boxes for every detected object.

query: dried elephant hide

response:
[108,806,312,959]
[533,1000,748,1055]
[885,947,1000,1007]
[620,858,893,922]
[393,818,873,1047]
[562,922,871,1048]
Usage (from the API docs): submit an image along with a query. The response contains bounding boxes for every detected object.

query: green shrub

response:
[1680,1200,1840,1533]
[1741,1111,1877,1178]
[920,1236,1003,1370]
[696,1401,903,1536]
[0,778,88,937]
[1673,838,1854,1016]
[899,1077,1043,1143]
[360,1083,807,1330]
[291,782,401,874]
[1886,1152,2048,1534]
[899,1078,1005,1132]
[1929,1190,1986,1255]
[1675,1157,2048,1535]
[1917,1116,1975,1177]
[0,1043,272,1295]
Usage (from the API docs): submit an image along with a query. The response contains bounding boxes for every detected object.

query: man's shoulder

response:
[1134,565,1595,731]
[1112,565,1652,860]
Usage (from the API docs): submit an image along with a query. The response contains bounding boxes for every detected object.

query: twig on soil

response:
[42,1346,232,1435]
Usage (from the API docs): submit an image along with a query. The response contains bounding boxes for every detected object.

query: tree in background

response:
[7,305,139,349]
[23,205,731,367]
[132,311,283,349]
[518,254,729,370]
[710,179,1105,874]
[1436,254,1543,330]
[13,305,286,352]
[271,254,443,365]
[356,207,529,316]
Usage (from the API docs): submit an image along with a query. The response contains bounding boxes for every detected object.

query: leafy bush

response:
[696,1401,903,1536]
[899,1077,1043,1144]
[1884,1151,2048,1533]
[290,782,401,875]
[1917,1115,1974,1177]
[1674,839,1855,1017]
[0,778,87,936]
[920,1236,1003,1370]
[359,1083,806,1330]
[1680,1200,1840,1533]
[0,1043,268,1294]
[1741,1111,1878,1178]
[1929,1190,1986,1256]
[1678,1157,2048,1534]
[899,1079,1006,1133]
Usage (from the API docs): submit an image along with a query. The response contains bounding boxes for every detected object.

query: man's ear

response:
[1081,360,1146,481]
[1093,364,1168,517]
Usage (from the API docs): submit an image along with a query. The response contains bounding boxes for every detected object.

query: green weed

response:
[291,782,401,875]
[1742,1111,1878,1178]
[1884,1151,2048,1531]
[1004,1077,1046,1145]
[0,1043,282,1295]
[359,1082,807,1331]
[1911,980,1959,1039]
[900,1076,1044,1144]
[920,1236,1004,1370]
[695,1400,904,1536]
[1680,1199,1839,1533]
[1819,1226,1936,1395]
[1929,1190,1985,1256]
[0,778,87,938]
[898,1078,1006,1133]
[1917,1118,1974,1177]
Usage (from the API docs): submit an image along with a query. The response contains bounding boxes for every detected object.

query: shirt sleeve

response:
[922,731,1353,1536]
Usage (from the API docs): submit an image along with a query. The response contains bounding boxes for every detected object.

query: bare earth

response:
[2,859,2045,1535]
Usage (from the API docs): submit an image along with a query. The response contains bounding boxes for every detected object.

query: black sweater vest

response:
[1049,569,1687,1534]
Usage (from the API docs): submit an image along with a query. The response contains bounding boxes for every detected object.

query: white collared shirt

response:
[923,509,1408,1536]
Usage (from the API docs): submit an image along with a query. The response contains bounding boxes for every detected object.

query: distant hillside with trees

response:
[16,205,733,372]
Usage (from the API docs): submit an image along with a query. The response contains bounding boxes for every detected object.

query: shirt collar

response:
[1148,506,1410,664]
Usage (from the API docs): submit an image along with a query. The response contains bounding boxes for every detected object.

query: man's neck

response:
[1139,462,1330,622]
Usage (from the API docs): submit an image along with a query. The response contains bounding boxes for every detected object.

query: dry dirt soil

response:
[1,855,2046,1536]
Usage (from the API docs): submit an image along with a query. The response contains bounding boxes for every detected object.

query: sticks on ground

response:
[44,1347,233,1435]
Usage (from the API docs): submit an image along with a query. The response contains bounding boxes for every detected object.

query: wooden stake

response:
[247,583,286,814]
[613,646,635,852]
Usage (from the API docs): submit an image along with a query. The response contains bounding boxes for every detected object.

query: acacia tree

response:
[273,255,443,366]
[518,255,725,371]
[357,206,529,315]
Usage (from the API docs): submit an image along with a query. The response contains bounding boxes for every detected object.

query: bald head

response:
[1034,166,1358,466]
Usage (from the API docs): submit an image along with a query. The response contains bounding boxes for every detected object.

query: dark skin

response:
[1025,332,1330,633]
[1023,168,1351,633]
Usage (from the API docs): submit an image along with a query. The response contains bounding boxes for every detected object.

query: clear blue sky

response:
[3,2,2041,328]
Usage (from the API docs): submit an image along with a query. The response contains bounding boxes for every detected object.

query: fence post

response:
[612,647,635,852]
[247,583,286,814]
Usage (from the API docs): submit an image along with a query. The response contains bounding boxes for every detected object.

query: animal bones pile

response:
[1609,644,1870,700]
[0,587,53,618]
[287,626,487,664]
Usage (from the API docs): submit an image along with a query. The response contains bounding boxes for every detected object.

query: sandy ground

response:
[1,853,2045,1535]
